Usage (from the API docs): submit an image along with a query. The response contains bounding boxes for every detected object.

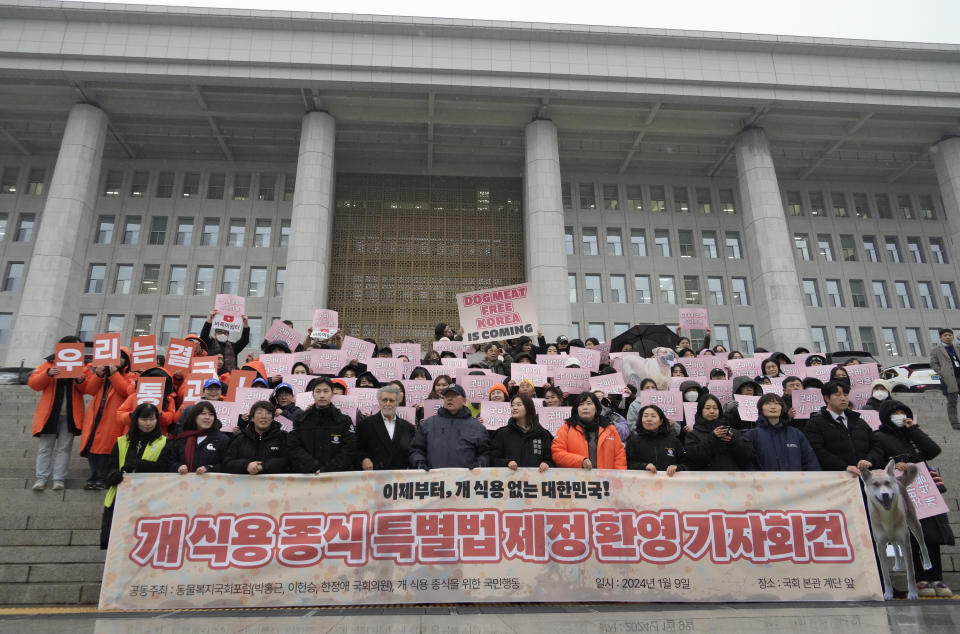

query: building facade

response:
[1,0,960,366]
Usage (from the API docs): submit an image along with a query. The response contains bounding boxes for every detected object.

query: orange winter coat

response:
[80,367,136,455]
[27,361,86,437]
[552,419,627,470]
[116,371,178,436]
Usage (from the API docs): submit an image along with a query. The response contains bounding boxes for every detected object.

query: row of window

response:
[566,226,743,259]
[801,278,958,311]
[569,273,750,306]
[562,183,737,214]
[784,191,938,221]
[0,167,46,196]
[808,325,936,358]
[90,215,291,248]
[70,314,268,348]
[794,233,949,264]
[569,322,757,355]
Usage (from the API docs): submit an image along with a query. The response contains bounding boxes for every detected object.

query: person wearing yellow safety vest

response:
[99,402,170,550]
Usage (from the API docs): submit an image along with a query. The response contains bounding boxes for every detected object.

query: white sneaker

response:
[51,481,64,491]
[31,479,46,491]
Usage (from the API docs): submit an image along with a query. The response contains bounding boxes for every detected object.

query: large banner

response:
[100,470,882,609]
[457,283,538,344]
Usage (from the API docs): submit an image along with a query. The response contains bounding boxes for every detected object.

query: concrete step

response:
[0,529,99,547]
[0,546,105,565]
[0,581,101,605]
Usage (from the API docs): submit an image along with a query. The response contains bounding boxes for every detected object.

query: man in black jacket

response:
[288,378,357,473]
[803,381,883,474]
[357,385,415,470]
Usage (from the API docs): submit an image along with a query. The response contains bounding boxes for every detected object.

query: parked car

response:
[826,350,881,368]
[880,363,942,392]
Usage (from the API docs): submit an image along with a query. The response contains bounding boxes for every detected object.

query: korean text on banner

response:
[311,309,339,339]
[212,312,243,335]
[567,347,601,373]
[130,335,157,372]
[264,320,302,352]
[164,338,194,374]
[135,377,167,406]
[638,390,683,421]
[214,294,245,315]
[903,462,951,520]
[793,389,826,419]
[678,307,709,330]
[100,470,882,610]
[91,333,122,367]
[457,283,538,344]
[54,343,85,378]
[341,336,376,361]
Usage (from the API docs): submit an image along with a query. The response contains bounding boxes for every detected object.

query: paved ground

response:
[0,601,957,633]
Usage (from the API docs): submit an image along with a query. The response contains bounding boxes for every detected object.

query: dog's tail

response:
[898,464,919,488]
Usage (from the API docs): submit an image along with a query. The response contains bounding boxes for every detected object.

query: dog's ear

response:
[885,459,897,477]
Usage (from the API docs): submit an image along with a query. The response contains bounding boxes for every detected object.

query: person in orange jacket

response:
[116,367,178,436]
[552,392,627,470]
[27,336,87,491]
[79,349,135,490]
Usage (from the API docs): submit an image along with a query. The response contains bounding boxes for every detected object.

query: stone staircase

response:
[0,385,956,606]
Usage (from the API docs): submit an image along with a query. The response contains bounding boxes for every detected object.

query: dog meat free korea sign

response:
[99,470,881,609]
[457,283,538,344]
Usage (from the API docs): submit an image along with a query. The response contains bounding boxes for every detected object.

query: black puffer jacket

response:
[168,429,232,473]
[490,417,554,468]
[684,414,754,471]
[288,405,357,473]
[625,422,687,471]
[222,421,289,474]
[803,407,883,471]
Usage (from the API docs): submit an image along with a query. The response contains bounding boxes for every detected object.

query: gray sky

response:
[79,0,960,44]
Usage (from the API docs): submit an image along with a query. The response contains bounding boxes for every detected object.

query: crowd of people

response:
[25,314,957,597]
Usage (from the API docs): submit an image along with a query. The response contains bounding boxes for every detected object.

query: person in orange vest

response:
[79,348,135,490]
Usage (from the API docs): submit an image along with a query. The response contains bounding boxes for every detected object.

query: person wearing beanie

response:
[272,382,303,421]
[863,379,893,411]
[489,383,509,402]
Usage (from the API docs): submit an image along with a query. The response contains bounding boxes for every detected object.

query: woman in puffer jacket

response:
[624,404,686,475]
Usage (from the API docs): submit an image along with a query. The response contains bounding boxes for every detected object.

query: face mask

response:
[683,390,699,402]
[890,414,907,427]
[215,334,228,343]
[872,390,888,401]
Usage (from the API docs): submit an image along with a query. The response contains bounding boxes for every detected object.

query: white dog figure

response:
[620,347,677,391]
[861,459,932,600]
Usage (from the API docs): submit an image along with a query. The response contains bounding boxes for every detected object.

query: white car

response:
[880,363,942,393]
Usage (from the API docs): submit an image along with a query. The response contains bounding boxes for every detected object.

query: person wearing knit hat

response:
[489,383,509,401]
[330,378,348,395]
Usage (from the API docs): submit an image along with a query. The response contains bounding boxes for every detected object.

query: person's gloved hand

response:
[104,470,123,486]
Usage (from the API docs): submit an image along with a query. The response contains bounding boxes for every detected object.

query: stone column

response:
[931,137,960,267]
[281,111,336,330]
[5,103,108,366]
[734,127,813,353]
[523,119,571,342]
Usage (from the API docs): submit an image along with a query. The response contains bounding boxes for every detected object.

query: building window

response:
[613,323,630,337]
[872,281,889,308]
[830,192,848,217]
[248,267,267,297]
[564,227,575,254]
[139,264,160,294]
[200,218,220,246]
[182,172,200,198]
[894,281,913,309]
[233,173,251,200]
[606,229,623,256]
[718,188,736,214]
[897,194,914,220]
[696,187,712,214]
[731,278,749,306]
[654,229,671,257]
[658,276,676,304]
[884,237,901,263]
[630,229,646,256]
[678,230,695,258]
[626,185,643,211]
[802,279,820,307]
[875,194,892,219]
[582,228,598,256]
[808,192,826,216]
[825,279,843,308]
[188,316,205,334]
[122,216,141,245]
[132,316,153,338]
[147,216,167,245]
[649,186,665,213]
[725,232,742,259]
[159,316,180,347]
[167,265,187,295]
[816,234,834,261]
[105,314,125,335]
[275,267,286,296]
[0,313,11,344]
[929,238,947,264]
[77,314,97,341]
[0,213,7,241]
[227,219,246,247]
[221,267,241,294]
[578,183,596,210]
[253,219,272,248]
[701,231,718,258]
[94,215,115,244]
[712,325,730,349]
[835,326,851,350]
[738,326,756,355]
[882,327,901,356]
[683,276,701,304]
[258,173,276,201]
[584,275,602,303]
[568,274,577,303]
[940,282,958,310]
[839,234,857,261]
[610,275,627,303]
[570,322,580,340]
[917,281,936,309]
[156,171,174,198]
[175,218,193,246]
[129,170,149,197]
[786,191,803,216]
[113,264,133,294]
[283,174,295,201]
[810,327,827,353]
[794,234,810,261]
[707,277,724,305]
[2,262,24,292]
[906,237,925,263]
[862,236,879,263]
[26,168,45,195]
[918,194,937,220]
[279,219,290,248]
[85,264,105,293]
[602,184,620,210]
[852,193,870,218]
[561,183,572,210]
[849,279,868,308]
[634,276,651,304]
[929,328,943,347]
[14,214,34,242]
[673,186,689,213]
[207,173,225,199]
[905,328,923,356]
[588,323,606,341]
[1,167,19,193]
[103,170,123,197]
[194,266,214,296]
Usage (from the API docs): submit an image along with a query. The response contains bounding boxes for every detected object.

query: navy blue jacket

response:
[746,417,821,471]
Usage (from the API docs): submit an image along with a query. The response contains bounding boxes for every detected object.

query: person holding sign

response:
[744,394,820,472]
[684,394,754,471]
[409,384,490,470]
[874,399,954,597]
[27,336,88,491]
[116,368,178,436]
[490,394,553,472]
[624,405,686,476]
[552,392,626,471]
[199,309,250,372]
[79,348,135,490]
[289,378,357,474]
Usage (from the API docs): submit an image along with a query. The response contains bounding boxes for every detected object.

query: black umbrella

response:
[610,324,682,357]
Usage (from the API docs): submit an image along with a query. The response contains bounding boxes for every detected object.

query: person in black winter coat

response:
[802,381,883,474]
[684,394,754,471]
[288,378,357,473]
[222,401,290,475]
[721,376,763,431]
[272,382,304,422]
[875,399,955,596]
[356,384,416,470]
[169,401,231,474]
[745,394,820,471]
[625,404,686,475]
[490,395,553,471]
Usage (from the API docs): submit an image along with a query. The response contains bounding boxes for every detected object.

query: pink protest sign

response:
[567,347,601,373]
[849,385,872,409]
[792,388,825,419]
[595,341,612,364]
[234,387,273,415]
[535,406,572,436]
[457,283,539,345]
[210,400,240,431]
[854,409,881,431]
[735,395,760,422]
[780,364,802,377]
[793,353,813,366]
[761,382,784,396]
[535,355,569,377]
[275,415,295,433]
[707,380,734,404]
[432,340,464,357]
[394,406,417,423]
[671,376,705,390]
[639,390,683,421]
[440,358,467,369]
[264,320,302,352]
[678,355,725,377]
[727,357,762,379]
[903,462,950,520]
[341,336,376,361]
[401,361,420,379]
[511,364,548,386]
[553,368,591,396]
[845,363,880,388]
[367,358,404,382]
[401,380,433,407]
[683,402,699,430]
[479,402,512,430]
[590,373,627,395]
[214,293,245,315]
[311,309,338,339]
[459,373,504,402]
[422,400,443,419]
[211,312,243,335]
[678,307,709,330]
[389,343,422,362]
[309,349,346,375]
[802,364,837,383]
[331,396,359,423]
[294,391,316,411]
[259,353,291,378]
[281,374,311,394]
